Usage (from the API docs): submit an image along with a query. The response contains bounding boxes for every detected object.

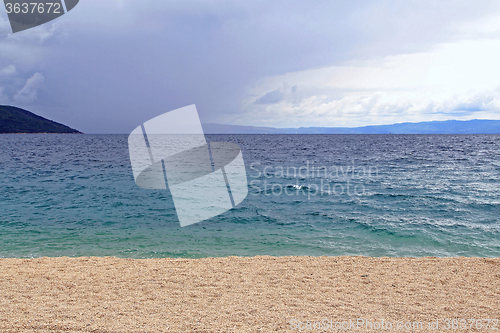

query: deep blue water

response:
[0,134,499,258]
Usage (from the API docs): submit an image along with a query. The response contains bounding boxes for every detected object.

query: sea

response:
[1,134,499,258]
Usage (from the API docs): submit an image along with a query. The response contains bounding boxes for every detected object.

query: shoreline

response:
[1,255,499,332]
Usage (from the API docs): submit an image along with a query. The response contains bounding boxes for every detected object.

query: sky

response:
[1,0,500,133]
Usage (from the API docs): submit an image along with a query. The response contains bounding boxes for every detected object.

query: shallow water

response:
[0,134,499,258]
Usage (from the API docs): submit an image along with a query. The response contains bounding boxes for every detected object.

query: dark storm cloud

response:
[1,0,499,132]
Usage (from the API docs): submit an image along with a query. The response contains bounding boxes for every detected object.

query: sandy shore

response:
[0,256,499,332]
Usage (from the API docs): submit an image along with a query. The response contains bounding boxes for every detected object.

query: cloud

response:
[0,87,9,103]
[254,89,283,104]
[14,72,45,104]
[2,0,500,132]
[0,13,11,35]
[2,10,63,44]
[0,64,15,76]
[231,37,500,127]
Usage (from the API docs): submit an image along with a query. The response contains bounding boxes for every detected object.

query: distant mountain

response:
[203,119,500,134]
[0,105,81,134]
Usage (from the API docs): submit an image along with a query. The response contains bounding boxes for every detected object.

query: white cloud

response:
[254,89,284,105]
[0,64,15,76]
[6,20,63,44]
[456,10,500,40]
[14,72,45,104]
[234,37,500,127]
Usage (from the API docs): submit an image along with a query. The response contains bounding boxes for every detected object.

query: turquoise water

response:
[0,134,499,258]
